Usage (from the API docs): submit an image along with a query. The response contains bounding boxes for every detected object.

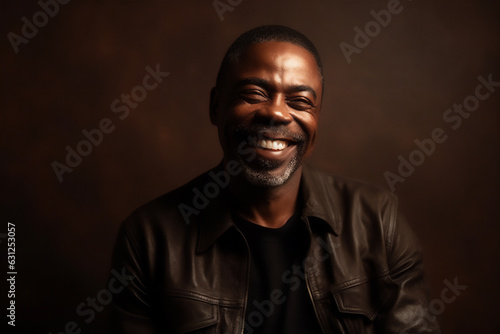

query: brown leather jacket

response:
[110,164,440,333]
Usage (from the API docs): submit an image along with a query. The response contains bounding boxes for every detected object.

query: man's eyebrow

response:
[234,78,273,91]
[234,78,317,101]
[287,84,317,101]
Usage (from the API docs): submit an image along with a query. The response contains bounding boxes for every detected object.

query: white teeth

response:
[257,139,288,151]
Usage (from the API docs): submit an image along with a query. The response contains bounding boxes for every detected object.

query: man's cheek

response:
[304,145,315,158]
[310,132,317,148]
[237,141,256,162]
[222,126,241,158]
[302,136,316,158]
[219,127,234,157]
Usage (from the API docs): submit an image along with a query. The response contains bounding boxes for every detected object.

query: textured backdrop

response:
[1,1,499,333]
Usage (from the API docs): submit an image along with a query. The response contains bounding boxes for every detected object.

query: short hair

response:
[215,25,324,89]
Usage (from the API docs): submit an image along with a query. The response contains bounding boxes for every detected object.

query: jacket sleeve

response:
[375,208,441,334]
[109,218,158,334]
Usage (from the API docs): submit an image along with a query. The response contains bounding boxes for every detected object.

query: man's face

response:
[211,41,322,187]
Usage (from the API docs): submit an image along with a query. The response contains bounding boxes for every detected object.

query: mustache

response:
[233,124,307,144]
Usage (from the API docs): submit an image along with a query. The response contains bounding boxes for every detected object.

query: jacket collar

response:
[300,164,341,235]
[196,164,341,253]
[196,187,235,253]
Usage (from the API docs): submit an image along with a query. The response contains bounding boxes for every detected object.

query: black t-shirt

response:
[234,214,323,334]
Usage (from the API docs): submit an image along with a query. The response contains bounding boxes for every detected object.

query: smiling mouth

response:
[255,138,289,151]
[232,125,304,157]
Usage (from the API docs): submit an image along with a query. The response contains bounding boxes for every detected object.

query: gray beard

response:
[239,154,302,187]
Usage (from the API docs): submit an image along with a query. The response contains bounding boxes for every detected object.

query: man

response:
[110,25,440,333]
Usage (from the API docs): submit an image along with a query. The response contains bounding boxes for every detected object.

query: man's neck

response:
[227,166,302,229]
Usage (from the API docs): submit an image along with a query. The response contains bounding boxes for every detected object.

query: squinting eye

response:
[287,98,313,110]
[241,90,267,103]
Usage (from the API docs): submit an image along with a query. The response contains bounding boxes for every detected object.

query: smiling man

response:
[110,25,440,333]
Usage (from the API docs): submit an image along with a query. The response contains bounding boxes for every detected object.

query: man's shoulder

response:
[303,165,401,252]
[303,164,397,205]
[120,168,217,231]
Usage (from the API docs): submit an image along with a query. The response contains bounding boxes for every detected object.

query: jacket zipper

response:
[241,251,251,334]
[236,226,251,334]
[305,268,328,334]
[337,316,349,334]
[303,216,328,334]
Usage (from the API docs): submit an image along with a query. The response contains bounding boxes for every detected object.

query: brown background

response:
[1,1,499,333]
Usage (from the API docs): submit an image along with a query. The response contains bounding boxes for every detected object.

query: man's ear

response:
[209,87,218,125]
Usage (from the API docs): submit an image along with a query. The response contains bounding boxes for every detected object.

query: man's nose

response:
[254,97,293,125]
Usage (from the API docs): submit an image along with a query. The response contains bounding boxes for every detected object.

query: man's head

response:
[210,25,323,188]
[215,25,324,90]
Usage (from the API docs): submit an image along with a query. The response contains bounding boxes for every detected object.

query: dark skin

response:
[210,41,323,228]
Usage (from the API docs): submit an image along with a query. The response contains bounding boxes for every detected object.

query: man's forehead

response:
[226,41,323,89]
[235,41,319,70]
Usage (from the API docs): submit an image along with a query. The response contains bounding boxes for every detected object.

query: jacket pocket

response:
[330,276,390,333]
[164,295,219,334]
